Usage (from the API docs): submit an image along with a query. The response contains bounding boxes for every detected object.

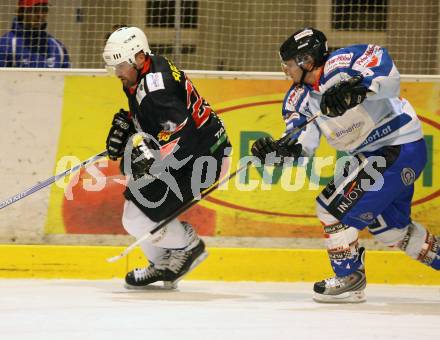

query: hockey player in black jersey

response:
[102,27,231,289]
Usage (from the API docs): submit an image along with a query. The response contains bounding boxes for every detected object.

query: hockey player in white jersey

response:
[251,27,439,303]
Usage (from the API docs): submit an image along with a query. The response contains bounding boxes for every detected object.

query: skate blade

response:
[313,290,366,304]
[164,251,209,287]
[124,282,178,291]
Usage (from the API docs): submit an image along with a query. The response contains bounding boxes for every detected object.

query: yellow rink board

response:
[0,245,438,284]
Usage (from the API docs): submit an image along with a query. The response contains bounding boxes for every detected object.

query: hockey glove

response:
[106,109,135,160]
[251,136,302,166]
[320,75,368,117]
[129,139,157,181]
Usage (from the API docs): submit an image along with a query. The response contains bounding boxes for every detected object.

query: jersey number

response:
[185,76,211,128]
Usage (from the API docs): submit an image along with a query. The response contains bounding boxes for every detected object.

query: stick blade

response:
[106,254,123,263]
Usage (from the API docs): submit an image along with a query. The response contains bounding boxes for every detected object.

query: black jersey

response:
[123,55,228,162]
[121,55,230,221]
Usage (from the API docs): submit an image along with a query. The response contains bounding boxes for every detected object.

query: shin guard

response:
[324,222,362,276]
[399,222,440,270]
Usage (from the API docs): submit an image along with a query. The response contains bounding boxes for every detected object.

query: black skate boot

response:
[313,247,367,303]
[124,264,174,290]
[124,222,207,290]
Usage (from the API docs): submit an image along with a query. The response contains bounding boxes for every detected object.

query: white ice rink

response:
[0,279,438,340]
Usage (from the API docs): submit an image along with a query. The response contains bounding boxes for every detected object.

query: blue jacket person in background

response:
[0,0,70,68]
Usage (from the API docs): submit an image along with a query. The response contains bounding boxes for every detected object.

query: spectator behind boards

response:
[0,0,70,68]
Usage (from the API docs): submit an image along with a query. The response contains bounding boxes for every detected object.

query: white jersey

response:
[281,44,423,156]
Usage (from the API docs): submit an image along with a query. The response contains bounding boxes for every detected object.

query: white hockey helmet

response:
[102,26,151,68]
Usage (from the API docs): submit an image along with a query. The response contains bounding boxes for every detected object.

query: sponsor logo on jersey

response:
[303,101,313,116]
[157,130,173,142]
[160,120,177,132]
[355,45,383,68]
[361,69,375,77]
[146,72,165,92]
[285,111,300,124]
[285,88,304,112]
[324,53,353,76]
[136,80,147,104]
[166,58,182,82]
[357,113,412,150]
[157,118,187,142]
[336,181,365,214]
[401,167,416,186]
[330,121,364,139]
[359,212,374,221]
[322,179,336,200]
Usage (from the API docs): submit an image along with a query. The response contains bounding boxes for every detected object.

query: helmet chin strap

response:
[136,66,142,81]
[134,61,144,82]
[299,67,307,85]
[134,55,151,83]
[298,59,315,86]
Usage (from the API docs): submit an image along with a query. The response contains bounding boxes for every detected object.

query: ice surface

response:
[0,280,438,340]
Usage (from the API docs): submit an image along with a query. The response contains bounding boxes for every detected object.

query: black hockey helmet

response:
[279,27,329,68]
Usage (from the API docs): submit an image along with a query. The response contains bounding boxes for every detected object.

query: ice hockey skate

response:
[163,237,209,287]
[313,247,367,303]
[124,264,175,290]
[124,238,208,290]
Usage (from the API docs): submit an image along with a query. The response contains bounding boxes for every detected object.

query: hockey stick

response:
[277,111,321,146]
[106,112,321,263]
[0,150,108,210]
[106,161,247,263]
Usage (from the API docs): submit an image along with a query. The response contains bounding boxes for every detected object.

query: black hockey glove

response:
[320,75,368,118]
[251,136,302,166]
[106,109,134,161]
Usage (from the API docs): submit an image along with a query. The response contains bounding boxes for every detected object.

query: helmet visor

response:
[105,61,134,76]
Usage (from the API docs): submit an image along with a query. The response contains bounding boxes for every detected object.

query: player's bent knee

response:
[371,227,409,247]
[316,201,339,225]
[398,222,440,270]
[122,200,156,238]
